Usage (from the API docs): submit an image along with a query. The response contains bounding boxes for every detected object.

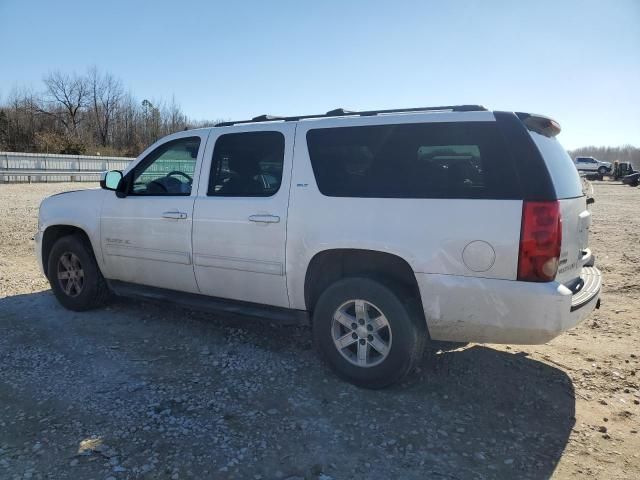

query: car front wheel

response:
[313,277,427,388]
[47,234,111,311]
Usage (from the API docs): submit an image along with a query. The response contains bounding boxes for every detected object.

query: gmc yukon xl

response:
[36,105,602,388]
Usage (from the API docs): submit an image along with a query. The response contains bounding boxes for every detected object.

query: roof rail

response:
[215,104,487,127]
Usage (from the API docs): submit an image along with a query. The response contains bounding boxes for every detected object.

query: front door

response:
[192,125,294,307]
[100,132,209,293]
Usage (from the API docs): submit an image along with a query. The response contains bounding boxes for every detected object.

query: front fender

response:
[38,189,107,273]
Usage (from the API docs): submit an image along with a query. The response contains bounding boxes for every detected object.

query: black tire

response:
[47,234,111,311]
[598,166,607,175]
[312,277,427,388]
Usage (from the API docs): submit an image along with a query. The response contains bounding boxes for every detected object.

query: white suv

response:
[36,105,602,388]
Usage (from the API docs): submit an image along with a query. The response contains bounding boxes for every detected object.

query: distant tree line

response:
[0,68,219,157]
[568,145,640,169]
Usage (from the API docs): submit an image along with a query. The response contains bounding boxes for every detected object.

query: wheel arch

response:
[42,224,96,277]
[304,248,423,314]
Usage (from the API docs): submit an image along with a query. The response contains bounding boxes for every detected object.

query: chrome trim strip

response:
[104,244,192,265]
[194,253,283,275]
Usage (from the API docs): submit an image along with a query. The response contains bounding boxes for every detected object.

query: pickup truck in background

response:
[574,156,612,174]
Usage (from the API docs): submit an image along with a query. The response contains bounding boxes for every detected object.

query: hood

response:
[49,189,83,198]
[48,187,100,198]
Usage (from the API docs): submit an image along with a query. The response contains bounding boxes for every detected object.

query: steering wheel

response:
[167,171,192,183]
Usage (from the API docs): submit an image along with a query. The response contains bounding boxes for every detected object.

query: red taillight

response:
[518,201,562,282]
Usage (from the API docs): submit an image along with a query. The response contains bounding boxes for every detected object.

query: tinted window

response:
[130,137,200,195]
[529,132,583,199]
[208,131,285,197]
[306,122,520,199]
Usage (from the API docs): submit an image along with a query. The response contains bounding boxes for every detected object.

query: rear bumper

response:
[417,266,602,344]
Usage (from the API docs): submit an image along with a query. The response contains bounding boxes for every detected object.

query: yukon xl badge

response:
[105,238,132,245]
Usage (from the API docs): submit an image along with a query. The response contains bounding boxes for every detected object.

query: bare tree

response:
[41,71,89,137]
[141,99,161,145]
[1,67,215,155]
[4,87,44,151]
[166,94,187,132]
[88,67,123,147]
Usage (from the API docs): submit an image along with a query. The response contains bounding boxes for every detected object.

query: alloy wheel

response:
[57,252,84,297]
[331,299,392,368]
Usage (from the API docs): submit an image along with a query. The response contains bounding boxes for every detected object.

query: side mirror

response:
[586,197,595,205]
[100,170,123,191]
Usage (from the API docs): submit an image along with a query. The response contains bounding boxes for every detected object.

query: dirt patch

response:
[0,181,639,479]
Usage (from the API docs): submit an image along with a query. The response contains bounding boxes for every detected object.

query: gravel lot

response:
[1,182,639,479]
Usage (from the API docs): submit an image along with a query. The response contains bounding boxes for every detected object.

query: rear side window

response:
[306,122,521,199]
[529,132,583,199]
[208,131,285,197]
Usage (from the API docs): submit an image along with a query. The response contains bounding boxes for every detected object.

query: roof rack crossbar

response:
[215,104,487,127]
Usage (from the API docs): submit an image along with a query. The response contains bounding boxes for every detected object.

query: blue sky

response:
[1,0,638,149]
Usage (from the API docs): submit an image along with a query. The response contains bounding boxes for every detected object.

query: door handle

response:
[248,214,280,223]
[162,211,188,220]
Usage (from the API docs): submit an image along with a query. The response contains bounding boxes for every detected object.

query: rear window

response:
[306,122,521,199]
[529,132,583,199]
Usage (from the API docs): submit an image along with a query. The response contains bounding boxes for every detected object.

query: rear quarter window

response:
[529,132,583,199]
[306,122,521,199]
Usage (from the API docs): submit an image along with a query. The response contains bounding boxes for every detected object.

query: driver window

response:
[130,137,201,195]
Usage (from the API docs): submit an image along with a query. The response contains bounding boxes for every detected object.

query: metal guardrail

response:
[0,170,104,183]
[0,151,134,183]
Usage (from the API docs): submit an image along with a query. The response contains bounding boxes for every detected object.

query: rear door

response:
[191,124,295,308]
[529,131,590,284]
[584,158,597,171]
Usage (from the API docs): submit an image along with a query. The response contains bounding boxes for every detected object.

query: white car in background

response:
[574,156,612,174]
[35,105,602,388]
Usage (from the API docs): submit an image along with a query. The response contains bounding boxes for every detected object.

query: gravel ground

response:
[0,181,639,480]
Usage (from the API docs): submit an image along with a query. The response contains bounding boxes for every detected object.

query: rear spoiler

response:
[516,112,561,137]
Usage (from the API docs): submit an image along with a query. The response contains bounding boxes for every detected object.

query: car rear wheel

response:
[47,234,111,311]
[313,277,426,388]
